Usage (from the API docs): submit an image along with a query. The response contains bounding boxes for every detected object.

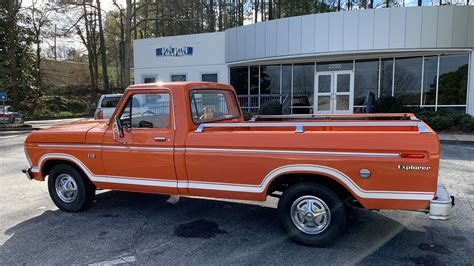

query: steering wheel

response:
[141,110,156,117]
[139,110,166,128]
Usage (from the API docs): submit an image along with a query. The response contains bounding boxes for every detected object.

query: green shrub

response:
[258,101,282,115]
[371,96,474,132]
[242,111,252,121]
[415,109,474,132]
[459,115,474,131]
[372,97,409,113]
[23,95,90,119]
[424,115,455,131]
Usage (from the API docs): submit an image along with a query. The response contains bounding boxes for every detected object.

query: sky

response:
[21,0,126,59]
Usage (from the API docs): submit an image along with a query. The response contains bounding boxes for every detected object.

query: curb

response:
[0,127,37,132]
[439,139,474,145]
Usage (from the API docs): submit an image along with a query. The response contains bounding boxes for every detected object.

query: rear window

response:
[101,96,121,108]
[190,89,240,124]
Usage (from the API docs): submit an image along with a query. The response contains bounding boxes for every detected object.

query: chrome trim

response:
[38,144,103,149]
[253,113,415,120]
[185,147,400,158]
[295,125,304,133]
[417,122,433,133]
[37,144,174,152]
[194,121,423,133]
[22,168,33,180]
[102,146,173,151]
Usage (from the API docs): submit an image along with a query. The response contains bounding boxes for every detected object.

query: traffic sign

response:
[0,92,6,101]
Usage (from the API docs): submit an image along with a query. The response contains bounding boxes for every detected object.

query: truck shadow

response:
[0,191,438,264]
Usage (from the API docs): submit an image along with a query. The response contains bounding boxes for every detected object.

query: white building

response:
[134,6,474,115]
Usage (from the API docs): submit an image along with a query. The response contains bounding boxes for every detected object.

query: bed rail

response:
[195,119,433,134]
[251,113,418,121]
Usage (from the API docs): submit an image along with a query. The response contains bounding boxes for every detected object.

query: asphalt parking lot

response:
[0,128,473,265]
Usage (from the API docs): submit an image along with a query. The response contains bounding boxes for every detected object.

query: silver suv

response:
[93,94,123,120]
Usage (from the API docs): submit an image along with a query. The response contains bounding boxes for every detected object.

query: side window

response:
[202,73,218,82]
[190,89,240,124]
[120,93,170,129]
[143,76,157,83]
[171,74,186,82]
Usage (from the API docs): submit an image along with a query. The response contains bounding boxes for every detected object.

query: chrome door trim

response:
[185,147,400,158]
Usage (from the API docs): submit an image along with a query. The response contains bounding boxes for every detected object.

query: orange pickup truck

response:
[23,82,453,246]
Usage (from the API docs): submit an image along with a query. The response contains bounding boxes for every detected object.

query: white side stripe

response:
[33,153,434,201]
[185,148,399,158]
[35,144,399,158]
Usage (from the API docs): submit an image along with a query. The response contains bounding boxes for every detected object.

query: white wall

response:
[468,51,474,116]
[133,32,228,84]
[226,6,474,63]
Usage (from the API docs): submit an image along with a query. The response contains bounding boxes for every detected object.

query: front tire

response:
[48,164,95,212]
[277,182,346,247]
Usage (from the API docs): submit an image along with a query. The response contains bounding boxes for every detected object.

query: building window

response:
[437,54,469,106]
[354,59,379,111]
[422,56,438,106]
[202,73,218,82]
[394,57,422,105]
[230,67,249,95]
[292,63,314,114]
[143,77,156,83]
[171,74,186,82]
[380,58,393,98]
[260,65,281,95]
[250,66,259,95]
[282,64,292,98]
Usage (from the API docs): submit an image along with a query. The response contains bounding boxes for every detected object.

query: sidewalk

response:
[438,133,474,145]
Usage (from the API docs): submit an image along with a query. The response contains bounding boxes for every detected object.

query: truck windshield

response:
[190,89,240,124]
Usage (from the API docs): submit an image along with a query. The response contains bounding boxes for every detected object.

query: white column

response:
[468,51,474,116]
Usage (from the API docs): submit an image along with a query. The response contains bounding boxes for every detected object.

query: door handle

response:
[154,137,166,141]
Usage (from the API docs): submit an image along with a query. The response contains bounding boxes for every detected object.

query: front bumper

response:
[22,167,33,180]
[429,184,454,220]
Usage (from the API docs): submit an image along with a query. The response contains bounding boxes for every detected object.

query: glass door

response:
[314,73,333,114]
[314,71,354,114]
[334,71,353,114]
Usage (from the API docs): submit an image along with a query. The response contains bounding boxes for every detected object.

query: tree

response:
[0,0,37,111]
[28,0,53,87]
[96,0,109,92]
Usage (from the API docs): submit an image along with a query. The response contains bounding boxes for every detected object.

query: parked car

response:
[0,105,22,124]
[93,94,123,120]
[23,82,453,247]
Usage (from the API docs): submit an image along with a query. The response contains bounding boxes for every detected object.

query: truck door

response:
[100,90,178,195]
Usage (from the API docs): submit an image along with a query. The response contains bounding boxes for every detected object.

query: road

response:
[0,120,473,265]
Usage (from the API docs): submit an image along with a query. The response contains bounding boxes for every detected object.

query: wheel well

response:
[42,160,86,180]
[267,173,356,204]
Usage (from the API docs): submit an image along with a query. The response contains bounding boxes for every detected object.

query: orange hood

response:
[26,120,107,143]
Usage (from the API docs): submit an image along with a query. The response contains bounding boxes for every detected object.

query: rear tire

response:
[48,164,95,212]
[277,182,346,247]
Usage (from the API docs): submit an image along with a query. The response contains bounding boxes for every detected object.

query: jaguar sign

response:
[156,46,193,57]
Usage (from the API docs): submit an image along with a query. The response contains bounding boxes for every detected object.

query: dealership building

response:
[134,6,474,115]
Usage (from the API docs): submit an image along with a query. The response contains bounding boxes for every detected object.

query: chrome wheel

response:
[290,195,331,234]
[55,174,78,203]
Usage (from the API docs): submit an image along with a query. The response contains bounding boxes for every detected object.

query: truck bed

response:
[195,113,432,134]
